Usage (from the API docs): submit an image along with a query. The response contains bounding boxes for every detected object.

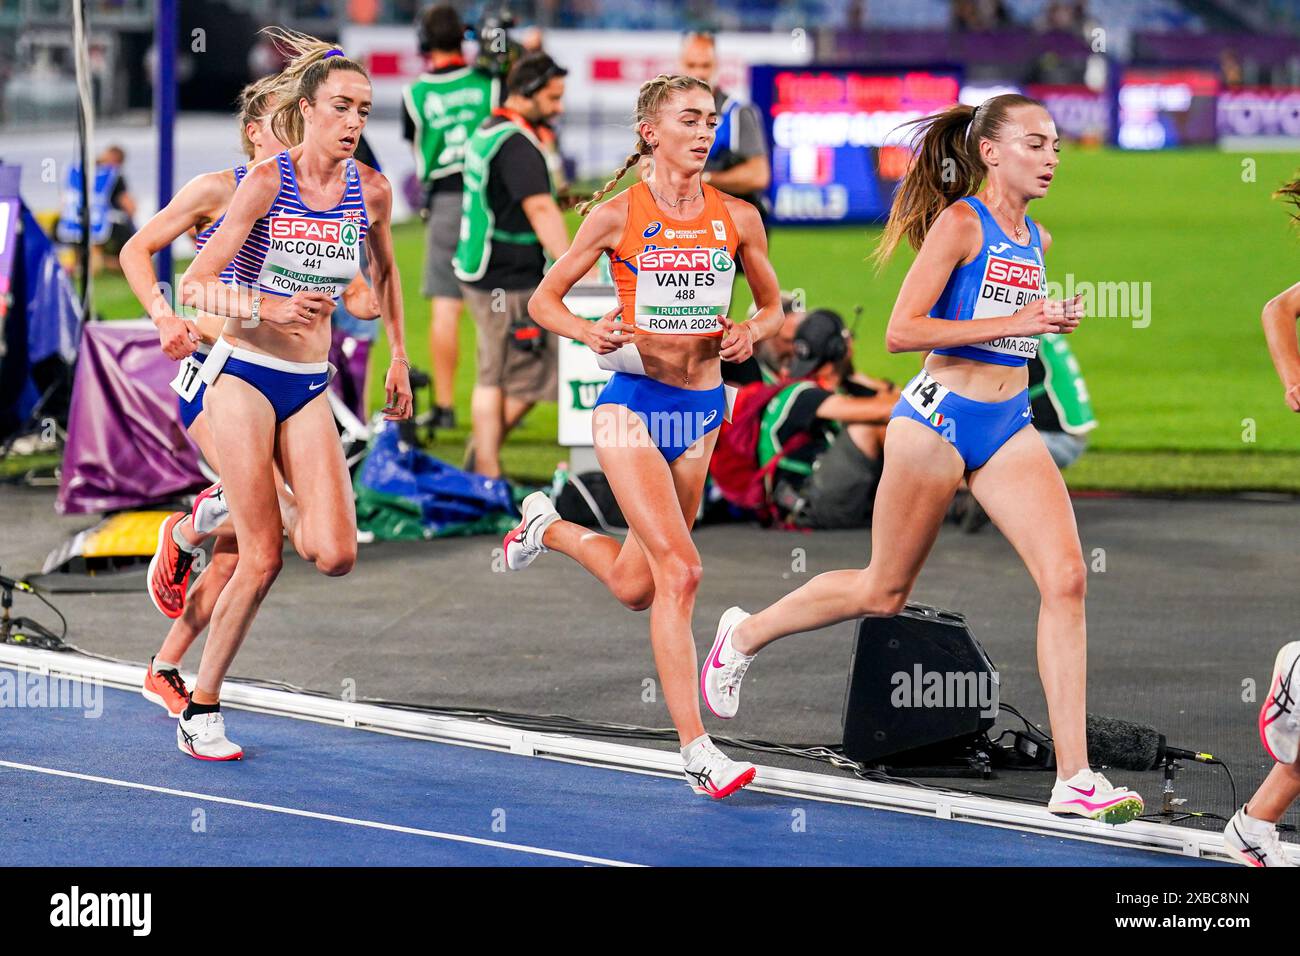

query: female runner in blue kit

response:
[701,94,1145,824]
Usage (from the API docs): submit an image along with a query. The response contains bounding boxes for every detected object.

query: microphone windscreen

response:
[1085,713,1162,772]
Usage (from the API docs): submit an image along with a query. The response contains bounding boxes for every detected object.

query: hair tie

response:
[324,49,344,59]
[964,103,981,146]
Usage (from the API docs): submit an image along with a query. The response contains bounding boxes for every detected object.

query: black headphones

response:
[515,60,567,98]
[805,309,849,365]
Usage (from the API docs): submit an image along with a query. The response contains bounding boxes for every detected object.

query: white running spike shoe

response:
[1260,641,1300,765]
[191,481,229,536]
[1223,807,1295,867]
[682,735,756,800]
[1048,768,1144,824]
[701,607,755,719]
[177,710,243,761]
[503,491,561,571]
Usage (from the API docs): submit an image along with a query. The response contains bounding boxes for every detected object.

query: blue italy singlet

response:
[930,196,1046,368]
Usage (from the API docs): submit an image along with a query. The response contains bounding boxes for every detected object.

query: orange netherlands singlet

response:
[609,181,740,337]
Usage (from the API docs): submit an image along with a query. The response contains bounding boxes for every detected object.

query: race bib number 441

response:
[634,247,734,334]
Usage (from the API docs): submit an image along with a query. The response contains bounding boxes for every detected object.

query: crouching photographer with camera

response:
[763,310,899,528]
[453,52,569,478]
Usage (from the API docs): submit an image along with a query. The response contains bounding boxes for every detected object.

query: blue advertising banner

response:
[750,65,963,225]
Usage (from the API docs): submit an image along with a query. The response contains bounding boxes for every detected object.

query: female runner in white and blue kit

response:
[178,34,411,760]
[701,93,1145,823]
[121,74,288,715]
[124,57,380,720]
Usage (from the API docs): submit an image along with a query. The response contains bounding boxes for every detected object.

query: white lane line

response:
[0,759,641,867]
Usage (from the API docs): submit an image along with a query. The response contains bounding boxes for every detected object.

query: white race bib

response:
[258,216,363,299]
[169,354,205,401]
[595,341,646,375]
[902,369,951,419]
[633,246,734,335]
[969,252,1045,359]
[970,336,1041,360]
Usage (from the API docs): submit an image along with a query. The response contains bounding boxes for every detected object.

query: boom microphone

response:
[1086,714,1215,771]
[0,567,33,593]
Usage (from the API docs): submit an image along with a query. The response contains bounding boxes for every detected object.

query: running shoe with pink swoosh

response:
[701,606,754,719]
[1048,769,1144,824]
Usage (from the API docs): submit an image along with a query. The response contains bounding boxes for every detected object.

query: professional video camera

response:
[470,7,523,80]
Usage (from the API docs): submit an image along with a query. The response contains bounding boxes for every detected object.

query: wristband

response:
[248,291,262,328]
[391,356,410,369]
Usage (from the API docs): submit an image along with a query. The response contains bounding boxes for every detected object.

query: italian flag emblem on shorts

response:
[928,411,945,427]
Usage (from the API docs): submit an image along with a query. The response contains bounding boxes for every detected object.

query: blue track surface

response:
[0,670,1219,867]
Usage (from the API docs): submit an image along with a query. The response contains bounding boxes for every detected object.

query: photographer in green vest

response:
[453,51,570,478]
[758,310,898,528]
[1028,332,1096,469]
[403,5,499,432]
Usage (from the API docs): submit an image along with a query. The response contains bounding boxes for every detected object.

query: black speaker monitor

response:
[842,603,999,766]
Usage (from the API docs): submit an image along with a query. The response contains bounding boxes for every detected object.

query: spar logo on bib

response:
[639,248,713,271]
[340,223,359,246]
[977,254,1045,313]
[637,247,734,274]
[985,256,1043,291]
[270,218,343,243]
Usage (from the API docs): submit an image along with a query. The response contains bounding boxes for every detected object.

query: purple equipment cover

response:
[57,321,204,514]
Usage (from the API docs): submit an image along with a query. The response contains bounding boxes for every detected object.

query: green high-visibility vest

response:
[758,381,836,476]
[1031,332,1097,436]
[402,67,498,183]
[453,118,554,283]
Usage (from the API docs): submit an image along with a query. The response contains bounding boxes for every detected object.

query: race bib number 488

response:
[633,247,733,334]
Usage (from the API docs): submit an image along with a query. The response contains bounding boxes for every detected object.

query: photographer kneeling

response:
[762,310,899,528]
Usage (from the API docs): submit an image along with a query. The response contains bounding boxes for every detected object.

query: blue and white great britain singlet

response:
[230,150,369,299]
[930,196,1046,367]
[193,164,246,285]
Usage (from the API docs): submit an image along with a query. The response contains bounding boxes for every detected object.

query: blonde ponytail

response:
[576,150,642,216]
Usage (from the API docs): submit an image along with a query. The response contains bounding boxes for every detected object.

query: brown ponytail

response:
[1275,172,1300,227]
[260,26,370,150]
[873,92,1046,269]
[575,72,713,216]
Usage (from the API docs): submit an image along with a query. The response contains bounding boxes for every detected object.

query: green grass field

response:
[75,147,1300,490]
